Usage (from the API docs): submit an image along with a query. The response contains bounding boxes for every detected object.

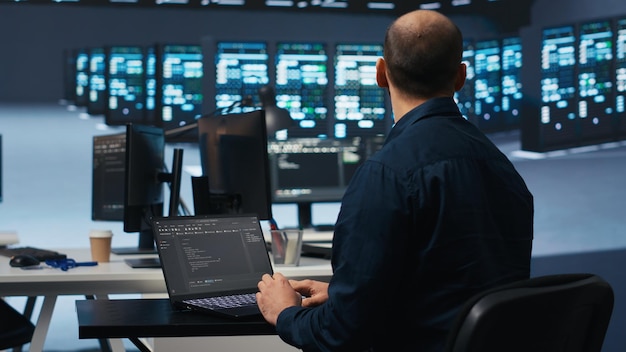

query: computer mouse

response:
[9,254,41,268]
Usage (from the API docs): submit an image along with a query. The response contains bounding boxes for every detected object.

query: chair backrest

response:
[0,299,35,350]
[444,273,614,352]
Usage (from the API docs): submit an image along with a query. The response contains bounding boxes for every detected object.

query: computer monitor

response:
[92,124,183,254]
[274,42,329,139]
[122,124,179,254]
[196,110,272,221]
[268,135,384,228]
[87,47,107,116]
[154,43,204,142]
[92,131,126,222]
[105,45,149,126]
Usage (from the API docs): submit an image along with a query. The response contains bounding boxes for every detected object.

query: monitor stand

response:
[123,257,161,268]
[111,230,161,268]
[297,202,313,229]
[111,247,157,255]
[297,202,335,232]
[111,229,156,255]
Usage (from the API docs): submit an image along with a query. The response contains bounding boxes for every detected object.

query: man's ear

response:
[376,58,389,88]
[454,62,467,92]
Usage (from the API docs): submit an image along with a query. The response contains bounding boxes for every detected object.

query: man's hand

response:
[289,279,329,307]
[256,272,302,325]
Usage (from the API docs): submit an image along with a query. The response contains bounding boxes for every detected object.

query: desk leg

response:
[129,337,152,352]
[108,338,127,352]
[29,295,56,352]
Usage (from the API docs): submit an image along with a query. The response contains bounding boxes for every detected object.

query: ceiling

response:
[0,0,532,31]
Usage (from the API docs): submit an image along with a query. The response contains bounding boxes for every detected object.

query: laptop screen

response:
[153,214,273,300]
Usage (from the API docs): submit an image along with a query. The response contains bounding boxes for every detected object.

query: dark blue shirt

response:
[276,97,534,351]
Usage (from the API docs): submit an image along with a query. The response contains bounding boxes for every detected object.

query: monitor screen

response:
[92,131,126,222]
[578,19,615,142]
[105,45,148,126]
[540,24,578,148]
[87,47,107,116]
[274,42,329,139]
[474,39,502,132]
[501,36,523,130]
[456,39,476,123]
[617,18,626,137]
[215,42,269,113]
[268,136,383,228]
[155,44,204,141]
[196,110,272,221]
[333,43,388,138]
[75,48,90,107]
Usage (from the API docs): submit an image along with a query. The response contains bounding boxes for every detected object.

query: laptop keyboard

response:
[185,293,257,309]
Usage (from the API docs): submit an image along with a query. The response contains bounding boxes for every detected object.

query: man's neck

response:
[390,93,436,123]
[389,90,449,123]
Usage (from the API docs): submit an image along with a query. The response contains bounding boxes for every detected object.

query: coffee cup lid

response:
[89,230,113,238]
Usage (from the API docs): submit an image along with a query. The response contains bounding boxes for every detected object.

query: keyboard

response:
[0,246,67,261]
[185,293,257,309]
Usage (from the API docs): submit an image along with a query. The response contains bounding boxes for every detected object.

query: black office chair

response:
[444,273,614,352]
[0,299,35,352]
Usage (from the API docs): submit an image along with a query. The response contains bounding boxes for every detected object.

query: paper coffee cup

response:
[89,230,113,262]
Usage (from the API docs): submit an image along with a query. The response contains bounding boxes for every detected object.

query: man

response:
[257,9,533,351]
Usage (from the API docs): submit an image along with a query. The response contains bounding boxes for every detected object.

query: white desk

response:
[301,229,334,242]
[263,228,334,243]
[0,248,332,352]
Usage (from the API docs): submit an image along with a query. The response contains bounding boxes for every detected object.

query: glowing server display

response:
[75,49,90,107]
[616,18,626,137]
[501,36,523,130]
[275,42,329,139]
[334,43,388,138]
[215,42,269,113]
[105,46,146,126]
[578,19,614,142]
[540,24,578,148]
[156,44,203,135]
[456,39,476,123]
[474,39,502,132]
[88,47,107,116]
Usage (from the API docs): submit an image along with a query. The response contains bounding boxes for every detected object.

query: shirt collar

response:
[388,97,461,138]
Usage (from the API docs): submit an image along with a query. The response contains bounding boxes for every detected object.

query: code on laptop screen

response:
[154,215,272,296]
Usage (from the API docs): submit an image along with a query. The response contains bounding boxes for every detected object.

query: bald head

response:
[383,10,464,99]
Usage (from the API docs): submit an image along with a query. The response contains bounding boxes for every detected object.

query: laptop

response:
[152,214,274,318]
